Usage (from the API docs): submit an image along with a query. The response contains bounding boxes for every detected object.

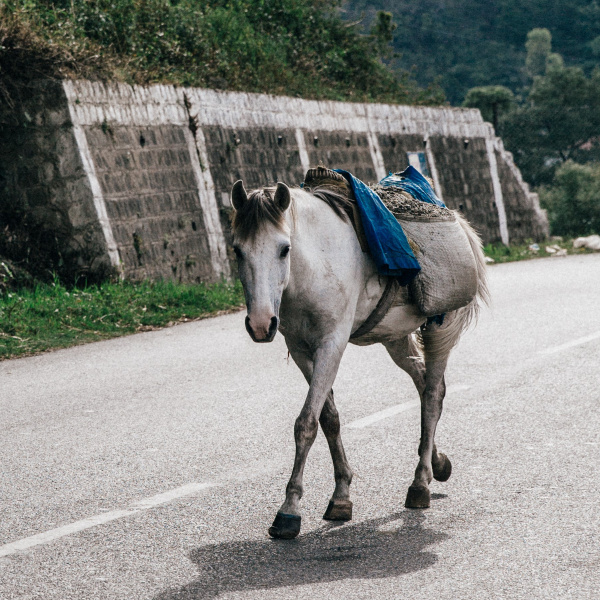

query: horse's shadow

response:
[155,511,448,599]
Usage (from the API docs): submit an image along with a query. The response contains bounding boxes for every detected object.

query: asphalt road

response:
[1,254,600,599]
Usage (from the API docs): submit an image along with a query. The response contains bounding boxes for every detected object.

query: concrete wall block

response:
[2,78,546,284]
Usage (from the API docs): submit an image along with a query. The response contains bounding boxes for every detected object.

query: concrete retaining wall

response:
[0,79,548,283]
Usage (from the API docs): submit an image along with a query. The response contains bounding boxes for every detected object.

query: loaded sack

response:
[303,166,478,317]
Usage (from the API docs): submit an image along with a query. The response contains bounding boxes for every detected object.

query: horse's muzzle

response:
[245,315,279,343]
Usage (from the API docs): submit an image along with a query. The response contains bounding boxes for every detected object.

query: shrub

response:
[0,0,443,105]
[540,161,600,236]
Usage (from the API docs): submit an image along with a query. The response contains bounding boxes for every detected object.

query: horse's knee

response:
[294,412,318,444]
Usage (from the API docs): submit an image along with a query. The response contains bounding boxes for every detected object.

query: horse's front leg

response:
[285,349,354,522]
[269,339,346,539]
[320,390,353,521]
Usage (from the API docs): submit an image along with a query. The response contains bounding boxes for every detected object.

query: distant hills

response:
[343,0,600,104]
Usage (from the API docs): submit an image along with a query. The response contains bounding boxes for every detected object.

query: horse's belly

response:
[350,304,426,346]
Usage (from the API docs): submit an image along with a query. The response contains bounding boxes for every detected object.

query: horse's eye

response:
[233,246,243,259]
[280,245,291,258]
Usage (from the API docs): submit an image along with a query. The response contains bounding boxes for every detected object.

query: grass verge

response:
[0,278,244,361]
[483,239,598,264]
[2,239,598,361]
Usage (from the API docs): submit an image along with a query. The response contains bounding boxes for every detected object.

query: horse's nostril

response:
[269,316,279,336]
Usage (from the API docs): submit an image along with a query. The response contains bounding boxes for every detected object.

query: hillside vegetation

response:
[343,0,600,104]
[0,0,443,105]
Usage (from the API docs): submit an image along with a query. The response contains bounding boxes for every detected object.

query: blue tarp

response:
[380,166,446,208]
[334,169,421,285]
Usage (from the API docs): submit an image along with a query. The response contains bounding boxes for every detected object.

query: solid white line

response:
[0,482,214,558]
[540,330,600,356]
[344,384,472,430]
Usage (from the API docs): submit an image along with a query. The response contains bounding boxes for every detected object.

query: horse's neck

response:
[281,190,376,327]
[287,189,356,268]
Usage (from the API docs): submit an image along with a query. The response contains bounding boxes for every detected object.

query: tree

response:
[462,85,514,131]
[370,11,397,61]
[540,161,600,235]
[502,64,600,185]
[525,28,552,79]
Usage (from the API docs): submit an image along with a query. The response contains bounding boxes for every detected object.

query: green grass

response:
[0,278,244,360]
[483,239,597,263]
[3,241,597,361]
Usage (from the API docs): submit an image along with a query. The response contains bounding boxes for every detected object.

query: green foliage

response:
[525,28,552,79]
[0,278,244,359]
[546,52,564,72]
[502,63,600,185]
[370,10,396,60]
[343,0,600,104]
[0,0,442,104]
[462,85,514,130]
[540,161,600,236]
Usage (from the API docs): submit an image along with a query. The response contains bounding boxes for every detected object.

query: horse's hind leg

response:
[320,390,353,521]
[384,335,452,509]
[404,354,450,508]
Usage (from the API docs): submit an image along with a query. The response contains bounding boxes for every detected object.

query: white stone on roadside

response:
[553,248,568,257]
[573,235,600,251]
[484,256,495,264]
[545,246,557,253]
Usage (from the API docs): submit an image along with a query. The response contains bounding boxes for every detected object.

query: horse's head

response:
[230,180,292,343]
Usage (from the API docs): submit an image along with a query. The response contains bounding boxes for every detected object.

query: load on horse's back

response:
[230,167,489,540]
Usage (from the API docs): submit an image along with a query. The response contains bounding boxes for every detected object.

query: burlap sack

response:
[374,185,478,317]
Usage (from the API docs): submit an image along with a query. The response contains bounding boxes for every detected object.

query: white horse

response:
[230,179,489,539]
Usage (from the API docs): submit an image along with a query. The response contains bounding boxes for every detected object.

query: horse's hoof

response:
[268,512,301,539]
[433,453,452,482]
[405,485,431,509]
[323,499,353,521]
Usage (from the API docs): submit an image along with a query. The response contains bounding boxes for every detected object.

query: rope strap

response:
[350,278,400,340]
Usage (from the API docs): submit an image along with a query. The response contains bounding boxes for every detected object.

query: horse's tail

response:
[418,213,490,362]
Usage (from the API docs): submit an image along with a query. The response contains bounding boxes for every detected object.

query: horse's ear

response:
[231,180,247,211]
[274,182,291,212]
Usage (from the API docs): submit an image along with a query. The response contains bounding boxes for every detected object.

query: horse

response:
[230,177,489,540]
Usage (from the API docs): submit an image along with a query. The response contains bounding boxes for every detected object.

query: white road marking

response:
[345,384,471,429]
[540,330,600,355]
[345,400,419,429]
[0,482,214,558]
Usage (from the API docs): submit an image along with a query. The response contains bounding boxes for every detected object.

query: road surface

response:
[1,254,600,599]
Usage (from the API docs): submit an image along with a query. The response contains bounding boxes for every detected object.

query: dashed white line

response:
[540,330,600,355]
[0,482,214,558]
[345,384,471,429]
[345,400,419,429]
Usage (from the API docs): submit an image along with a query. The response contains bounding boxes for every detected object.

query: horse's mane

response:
[232,185,352,240]
[231,187,285,241]
[309,185,353,223]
